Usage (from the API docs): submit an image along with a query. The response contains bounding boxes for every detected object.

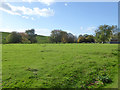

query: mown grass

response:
[2,44,118,88]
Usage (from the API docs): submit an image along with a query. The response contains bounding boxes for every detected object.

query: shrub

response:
[19,33,31,44]
[6,32,22,43]
[21,37,31,44]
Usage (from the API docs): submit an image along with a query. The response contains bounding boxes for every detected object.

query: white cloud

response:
[22,0,55,6]
[31,17,35,20]
[22,0,34,3]
[35,28,51,36]
[3,0,118,2]
[64,3,68,6]
[22,16,29,19]
[40,0,55,6]
[33,7,54,17]
[0,28,25,33]
[0,2,55,18]
[0,3,21,15]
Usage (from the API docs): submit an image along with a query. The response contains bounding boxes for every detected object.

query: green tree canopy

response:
[77,34,95,43]
[25,29,35,36]
[95,25,117,43]
[6,32,22,43]
[50,30,67,43]
[25,29,37,43]
[50,30,76,43]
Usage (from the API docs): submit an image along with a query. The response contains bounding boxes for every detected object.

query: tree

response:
[25,29,37,43]
[77,35,85,43]
[83,34,89,43]
[77,34,95,43]
[67,33,75,43]
[61,32,68,43]
[25,29,35,36]
[50,30,60,43]
[74,35,78,43]
[95,25,117,43]
[85,35,95,43]
[50,30,76,43]
[111,30,120,43]
[19,33,31,43]
[6,32,22,43]
[50,30,67,43]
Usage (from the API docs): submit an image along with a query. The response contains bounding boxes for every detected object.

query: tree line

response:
[49,24,118,43]
[6,29,37,43]
[5,24,119,44]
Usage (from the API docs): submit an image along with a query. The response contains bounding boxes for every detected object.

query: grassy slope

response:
[36,35,50,43]
[2,44,118,88]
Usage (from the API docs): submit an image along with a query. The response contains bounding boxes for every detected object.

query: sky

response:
[0,1,118,36]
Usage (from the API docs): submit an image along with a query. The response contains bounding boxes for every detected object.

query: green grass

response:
[36,35,50,43]
[2,44,118,88]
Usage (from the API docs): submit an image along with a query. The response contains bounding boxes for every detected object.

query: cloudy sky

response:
[0,0,118,36]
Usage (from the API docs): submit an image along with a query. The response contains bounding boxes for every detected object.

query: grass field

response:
[2,44,118,88]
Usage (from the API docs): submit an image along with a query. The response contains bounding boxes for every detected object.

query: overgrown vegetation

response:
[2,44,118,88]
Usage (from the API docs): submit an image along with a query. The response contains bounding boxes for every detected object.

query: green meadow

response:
[2,44,118,88]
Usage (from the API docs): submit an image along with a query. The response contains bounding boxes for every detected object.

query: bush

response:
[19,33,31,44]
[6,32,22,43]
[21,37,31,44]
